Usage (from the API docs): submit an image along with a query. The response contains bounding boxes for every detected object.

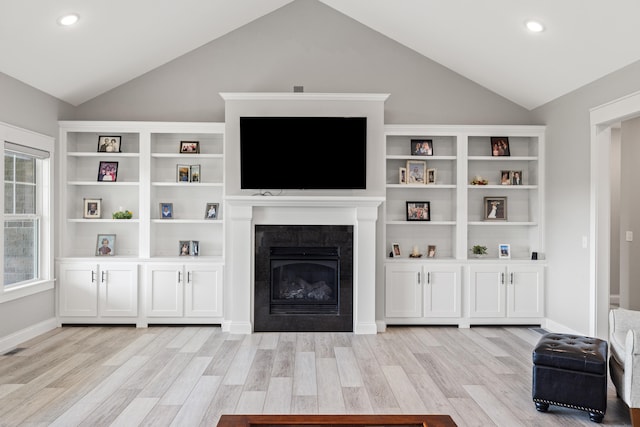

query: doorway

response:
[590,90,640,338]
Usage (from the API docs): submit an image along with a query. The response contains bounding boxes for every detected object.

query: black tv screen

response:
[240,116,367,190]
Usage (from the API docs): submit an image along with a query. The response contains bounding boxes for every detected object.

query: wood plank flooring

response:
[0,325,632,426]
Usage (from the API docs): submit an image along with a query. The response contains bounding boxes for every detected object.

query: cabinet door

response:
[424,264,462,317]
[58,263,98,317]
[185,264,223,317]
[147,264,183,317]
[507,265,544,317]
[468,265,506,318]
[99,263,138,317]
[385,263,422,318]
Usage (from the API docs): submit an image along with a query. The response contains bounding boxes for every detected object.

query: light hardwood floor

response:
[0,325,631,426]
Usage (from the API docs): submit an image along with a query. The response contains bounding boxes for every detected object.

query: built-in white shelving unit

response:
[57,121,225,326]
[383,125,546,327]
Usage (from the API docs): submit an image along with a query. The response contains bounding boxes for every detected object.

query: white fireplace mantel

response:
[223,195,383,334]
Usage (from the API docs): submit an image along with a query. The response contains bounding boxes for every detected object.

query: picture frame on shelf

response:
[83,198,101,219]
[191,240,199,256]
[190,164,201,182]
[160,202,173,219]
[97,161,118,182]
[97,136,121,153]
[500,170,511,185]
[499,243,511,259]
[205,202,219,219]
[391,243,401,258]
[484,196,507,221]
[180,141,200,154]
[426,168,437,185]
[490,137,510,156]
[406,201,430,221]
[410,139,433,156]
[96,234,115,256]
[406,160,426,184]
[399,167,407,184]
[179,240,191,256]
[427,245,436,258]
[176,164,190,182]
[511,170,522,185]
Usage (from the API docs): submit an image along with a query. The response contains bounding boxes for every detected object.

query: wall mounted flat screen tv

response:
[240,116,367,190]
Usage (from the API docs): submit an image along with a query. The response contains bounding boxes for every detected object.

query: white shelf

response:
[67,181,140,186]
[387,184,456,189]
[151,153,224,159]
[151,219,223,224]
[67,152,140,158]
[384,124,545,261]
[68,219,140,223]
[468,156,537,161]
[151,182,223,187]
[468,185,538,190]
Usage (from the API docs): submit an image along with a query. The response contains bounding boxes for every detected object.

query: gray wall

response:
[531,60,640,333]
[0,71,73,339]
[71,0,532,126]
[620,117,640,309]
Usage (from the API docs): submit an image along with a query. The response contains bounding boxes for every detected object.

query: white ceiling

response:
[2,0,640,109]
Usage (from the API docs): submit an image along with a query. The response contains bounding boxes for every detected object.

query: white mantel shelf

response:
[225,195,385,207]
[220,92,390,102]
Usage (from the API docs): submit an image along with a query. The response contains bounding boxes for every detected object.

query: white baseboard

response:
[542,318,583,336]
[0,317,58,354]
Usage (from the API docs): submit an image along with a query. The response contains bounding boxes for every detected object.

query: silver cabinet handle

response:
[91,270,96,282]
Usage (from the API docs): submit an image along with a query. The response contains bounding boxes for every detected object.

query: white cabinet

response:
[58,262,138,320]
[385,262,462,322]
[468,263,544,321]
[146,263,223,320]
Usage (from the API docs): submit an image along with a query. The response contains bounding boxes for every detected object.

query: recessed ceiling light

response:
[526,20,545,33]
[57,13,79,26]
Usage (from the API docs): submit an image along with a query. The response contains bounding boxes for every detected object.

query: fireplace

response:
[254,225,353,332]
[270,246,340,314]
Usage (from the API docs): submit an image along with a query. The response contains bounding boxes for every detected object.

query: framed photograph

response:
[160,202,173,219]
[392,243,401,258]
[484,196,507,221]
[205,202,219,219]
[97,161,118,182]
[406,201,431,221]
[190,164,201,182]
[426,168,437,185]
[180,141,200,154]
[97,135,121,153]
[176,164,190,182]
[499,243,511,259]
[406,160,426,184]
[410,139,433,156]
[500,170,511,185]
[511,170,523,185]
[179,240,191,256]
[96,234,115,256]
[491,137,510,156]
[399,167,407,184]
[83,198,101,219]
[191,240,199,256]
[427,245,436,258]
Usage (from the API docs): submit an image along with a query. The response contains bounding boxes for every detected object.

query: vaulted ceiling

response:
[2,0,639,109]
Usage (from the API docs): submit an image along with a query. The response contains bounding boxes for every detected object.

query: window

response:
[0,122,54,300]
[4,151,39,286]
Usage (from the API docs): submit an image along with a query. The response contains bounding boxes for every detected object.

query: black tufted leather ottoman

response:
[532,333,608,423]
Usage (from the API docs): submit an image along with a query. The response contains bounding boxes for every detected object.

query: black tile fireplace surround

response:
[254,225,354,332]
